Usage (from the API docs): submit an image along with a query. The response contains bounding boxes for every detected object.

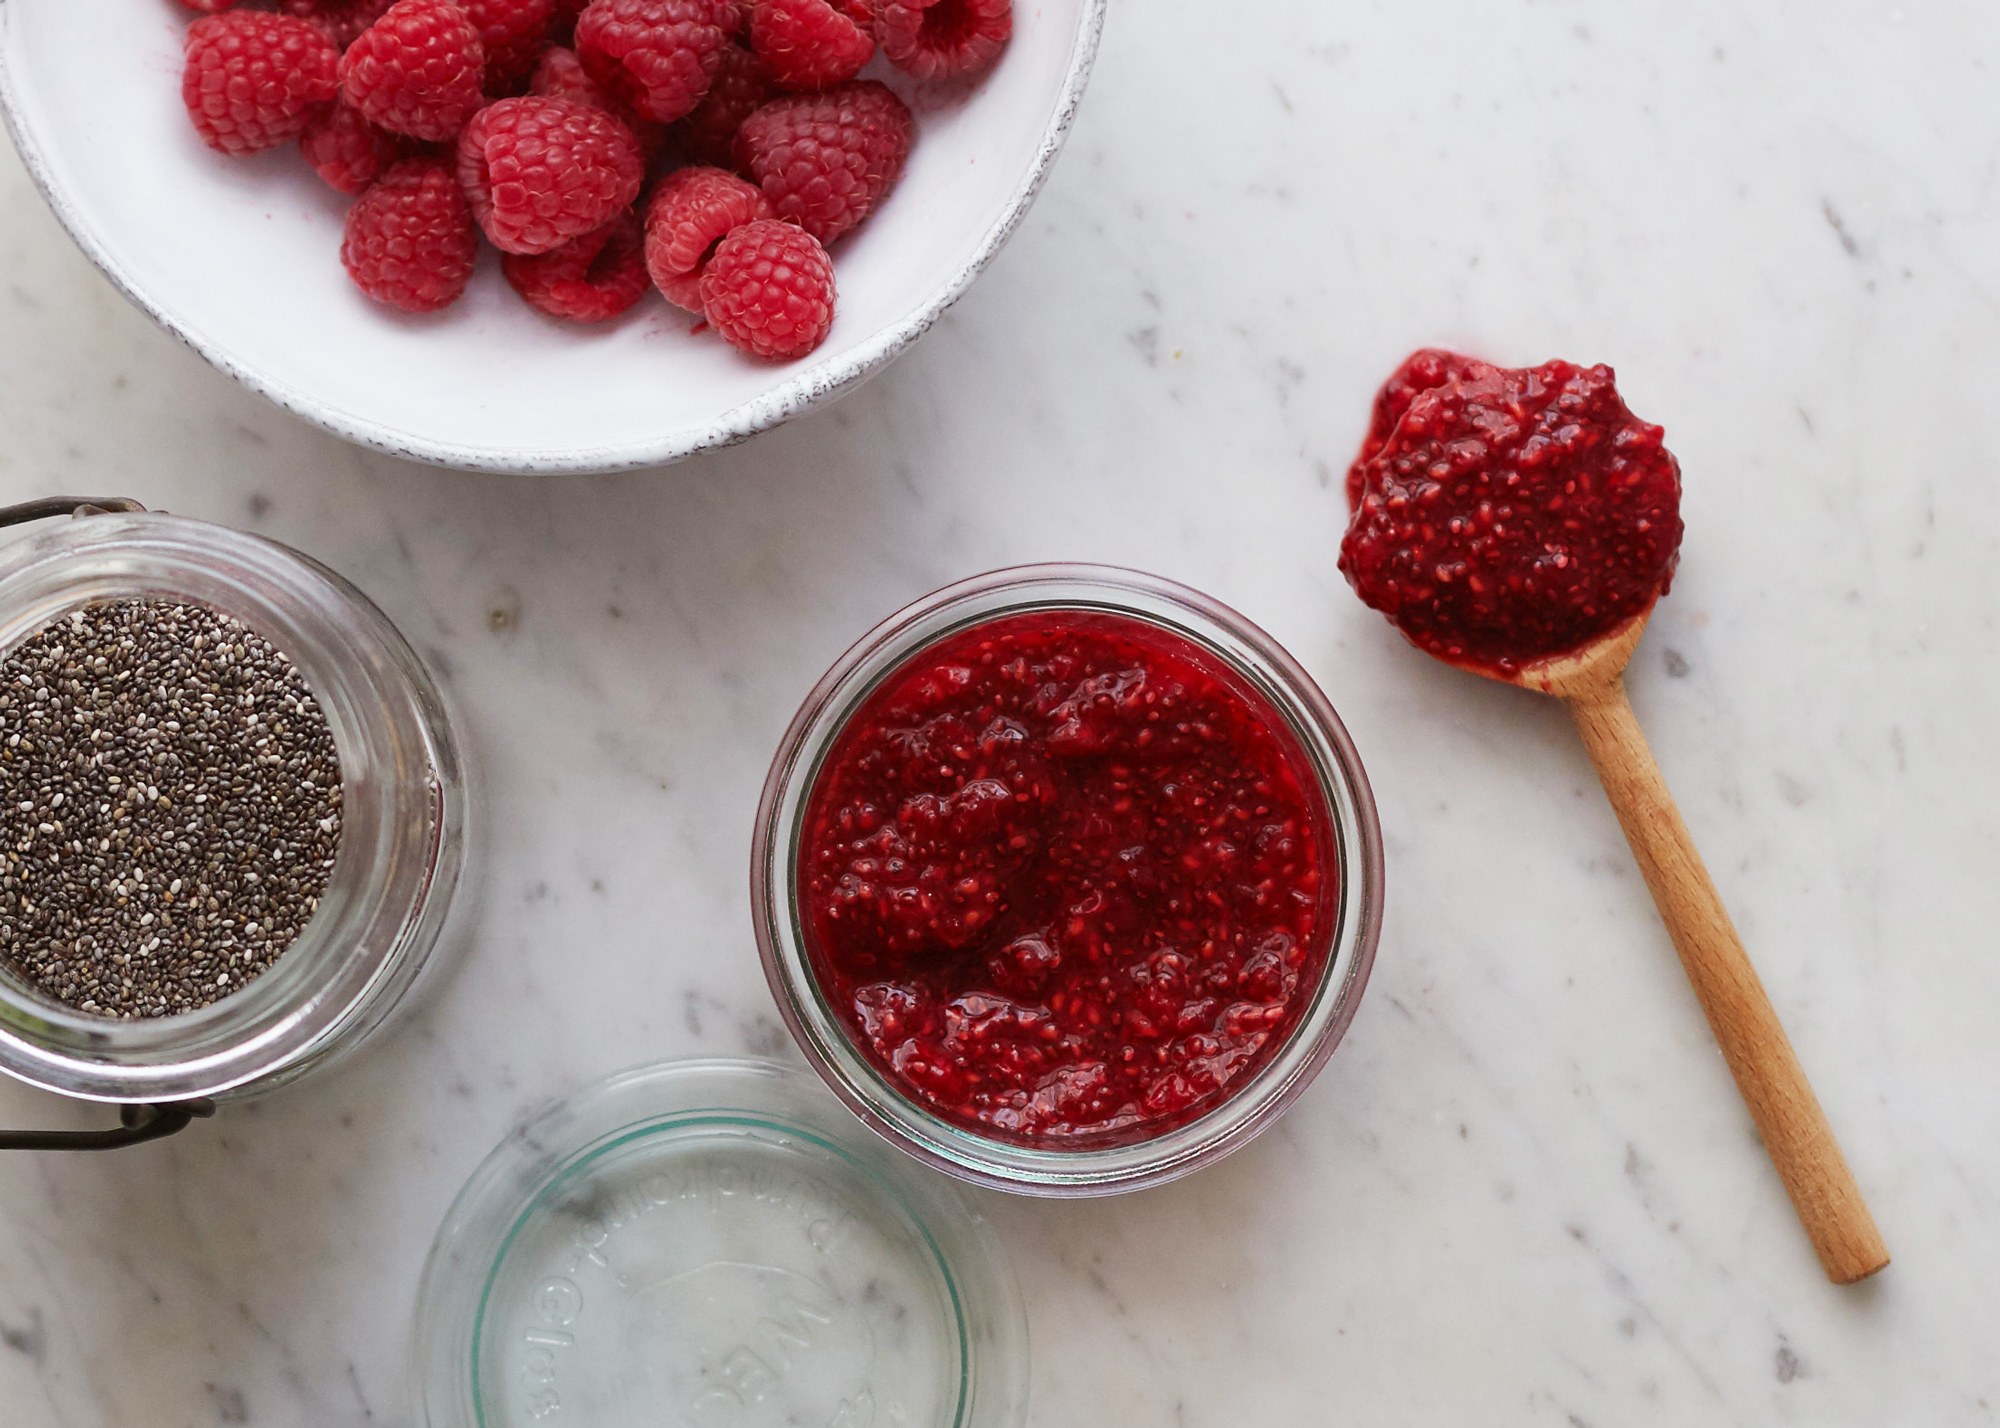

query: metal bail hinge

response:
[0,1099,216,1152]
[0,496,148,529]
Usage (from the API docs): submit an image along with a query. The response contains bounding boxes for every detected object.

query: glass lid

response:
[414,1058,1027,1428]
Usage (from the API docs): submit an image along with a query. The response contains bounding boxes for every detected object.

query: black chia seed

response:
[0,600,344,1018]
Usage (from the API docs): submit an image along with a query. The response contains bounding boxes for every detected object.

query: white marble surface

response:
[3,2,1998,1424]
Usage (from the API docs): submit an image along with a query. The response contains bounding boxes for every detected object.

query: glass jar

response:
[0,506,468,1107]
[753,564,1384,1196]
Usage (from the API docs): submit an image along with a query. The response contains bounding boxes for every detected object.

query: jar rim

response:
[752,564,1385,1195]
[0,511,463,1101]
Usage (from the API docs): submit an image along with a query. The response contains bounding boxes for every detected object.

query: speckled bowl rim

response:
[0,0,1106,475]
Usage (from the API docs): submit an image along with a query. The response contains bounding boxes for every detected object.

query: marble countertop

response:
[4,2,1998,1424]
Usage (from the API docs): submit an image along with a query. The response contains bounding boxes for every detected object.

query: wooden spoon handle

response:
[1566,679,1889,1284]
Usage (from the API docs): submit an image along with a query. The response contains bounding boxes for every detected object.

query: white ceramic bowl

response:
[0,0,1103,473]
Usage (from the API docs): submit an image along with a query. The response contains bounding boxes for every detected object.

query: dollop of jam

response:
[1340,350,1684,673]
[799,611,1334,1146]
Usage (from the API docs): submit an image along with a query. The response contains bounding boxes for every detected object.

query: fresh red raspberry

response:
[574,0,731,124]
[182,13,341,156]
[530,45,668,154]
[699,217,835,359]
[675,41,771,166]
[301,98,408,193]
[502,211,651,320]
[456,96,645,253]
[529,44,611,105]
[341,157,479,311]
[283,0,398,50]
[463,0,556,89]
[643,165,771,310]
[875,0,1009,81]
[340,0,487,141]
[178,0,241,12]
[733,81,912,245]
[748,0,873,93]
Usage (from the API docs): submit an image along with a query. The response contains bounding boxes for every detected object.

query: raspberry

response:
[502,211,651,320]
[463,0,557,89]
[733,81,912,245]
[340,0,487,141]
[182,13,341,156]
[675,41,771,166]
[574,0,731,124]
[528,44,603,106]
[748,0,873,93]
[530,45,668,154]
[456,96,645,253]
[178,0,241,12]
[341,158,479,311]
[875,0,1009,81]
[283,0,398,50]
[643,165,771,310]
[301,99,407,193]
[700,217,835,359]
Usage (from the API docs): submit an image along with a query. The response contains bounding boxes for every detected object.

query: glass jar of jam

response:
[0,501,469,1132]
[754,565,1383,1195]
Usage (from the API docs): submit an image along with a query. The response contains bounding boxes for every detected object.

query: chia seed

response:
[0,600,344,1018]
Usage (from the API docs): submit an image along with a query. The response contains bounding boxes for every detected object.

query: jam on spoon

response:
[1341,351,1684,674]
[1339,351,1887,1284]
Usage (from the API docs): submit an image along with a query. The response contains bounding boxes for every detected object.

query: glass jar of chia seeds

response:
[0,500,467,1131]
[753,565,1385,1196]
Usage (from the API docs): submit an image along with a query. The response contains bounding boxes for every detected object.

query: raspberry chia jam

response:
[800,611,1332,1143]
[756,568,1384,1195]
[1340,350,1685,674]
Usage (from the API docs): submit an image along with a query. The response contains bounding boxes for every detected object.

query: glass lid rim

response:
[414,1056,1027,1428]
[467,1108,974,1428]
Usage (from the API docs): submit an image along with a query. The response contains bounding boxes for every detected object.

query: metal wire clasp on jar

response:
[0,500,469,1144]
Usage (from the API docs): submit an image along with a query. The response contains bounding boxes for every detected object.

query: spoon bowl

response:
[1486,608,1652,699]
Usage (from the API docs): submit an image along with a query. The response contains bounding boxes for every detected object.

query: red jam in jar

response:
[1340,350,1684,674]
[798,610,1336,1146]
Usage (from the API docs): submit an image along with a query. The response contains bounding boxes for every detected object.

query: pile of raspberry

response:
[176,0,1013,359]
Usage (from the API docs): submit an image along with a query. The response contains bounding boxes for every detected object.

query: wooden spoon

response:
[1480,605,1889,1284]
